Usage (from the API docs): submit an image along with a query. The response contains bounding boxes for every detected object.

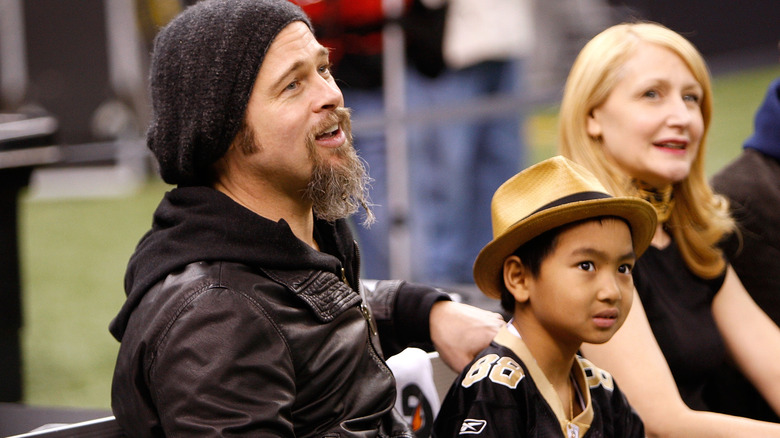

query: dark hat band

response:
[474,156,658,300]
[529,191,611,217]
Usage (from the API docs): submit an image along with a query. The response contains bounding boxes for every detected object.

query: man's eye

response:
[285,81,299,91]
[318,63,333,75]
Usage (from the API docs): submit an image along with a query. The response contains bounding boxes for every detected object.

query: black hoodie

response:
[110,186,359,341]
[110,186,443,347]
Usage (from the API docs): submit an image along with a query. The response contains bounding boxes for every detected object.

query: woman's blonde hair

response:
[558,22,734,278]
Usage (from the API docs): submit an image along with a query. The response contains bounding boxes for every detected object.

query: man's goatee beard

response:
[303,107,375,227]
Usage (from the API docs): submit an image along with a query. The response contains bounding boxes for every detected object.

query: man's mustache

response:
[307,107,353,149]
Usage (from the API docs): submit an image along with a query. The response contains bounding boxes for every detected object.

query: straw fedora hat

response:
[473,156,657,299]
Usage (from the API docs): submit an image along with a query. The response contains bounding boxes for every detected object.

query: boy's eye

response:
[618,263,633,274]
[578,261,595,272]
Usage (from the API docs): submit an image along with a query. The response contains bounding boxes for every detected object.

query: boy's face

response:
[511,218,636,351]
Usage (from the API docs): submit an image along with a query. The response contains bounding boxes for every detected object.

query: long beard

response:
[302,108,375,226]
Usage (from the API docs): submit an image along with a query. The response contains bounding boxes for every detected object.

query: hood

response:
[744,77,780,161]
[109,186,357,341]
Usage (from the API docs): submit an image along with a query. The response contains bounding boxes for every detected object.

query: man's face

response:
[232,21,372,223]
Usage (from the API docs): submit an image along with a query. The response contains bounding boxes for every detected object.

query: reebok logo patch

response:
[459,419,487,434]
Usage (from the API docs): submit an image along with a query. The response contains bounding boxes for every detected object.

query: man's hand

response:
[429,301,504,373]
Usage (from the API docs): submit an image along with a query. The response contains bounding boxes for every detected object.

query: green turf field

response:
[17,63,780,410]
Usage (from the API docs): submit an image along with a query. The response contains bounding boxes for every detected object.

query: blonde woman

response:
[559,22,780,437]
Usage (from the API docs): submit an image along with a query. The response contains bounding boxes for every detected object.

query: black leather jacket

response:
[110,187,448,437]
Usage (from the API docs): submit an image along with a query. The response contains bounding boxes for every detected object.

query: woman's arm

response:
[713,265,780,414]
[581,289,780,438]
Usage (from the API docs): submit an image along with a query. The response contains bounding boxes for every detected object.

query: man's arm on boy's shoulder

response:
[363,280,503,370]
[430,300,504,371]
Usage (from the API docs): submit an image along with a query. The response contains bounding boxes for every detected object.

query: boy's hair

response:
[499,216,631,313]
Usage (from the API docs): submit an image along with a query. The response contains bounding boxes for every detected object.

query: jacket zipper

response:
[346,250,405,436]
[342,266,378,337]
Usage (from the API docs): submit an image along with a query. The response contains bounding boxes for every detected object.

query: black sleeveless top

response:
[632,239,726,411]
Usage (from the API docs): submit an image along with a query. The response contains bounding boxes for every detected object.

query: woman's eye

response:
[642,89,658,99]
[683,93,701,104]
[578,261,595,271]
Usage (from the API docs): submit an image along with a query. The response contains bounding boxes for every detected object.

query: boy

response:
[433,156,655,437]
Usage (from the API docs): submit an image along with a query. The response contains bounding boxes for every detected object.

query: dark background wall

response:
[610,0,779,69]
[3,0,780,145]
[23,0,112,145]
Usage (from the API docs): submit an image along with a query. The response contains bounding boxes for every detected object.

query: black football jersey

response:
[433,327,644,438]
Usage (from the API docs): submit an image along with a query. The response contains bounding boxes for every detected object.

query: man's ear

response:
[210,150,233,188]
[503,255,531,303]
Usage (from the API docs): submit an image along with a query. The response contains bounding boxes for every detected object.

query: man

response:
[108,0,502,436]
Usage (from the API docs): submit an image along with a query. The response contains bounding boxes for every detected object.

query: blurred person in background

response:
[296,0,530,290]
[559,21,780,437]
[403,0,531,286]
[710,76,780,423]
[291,0,442,282]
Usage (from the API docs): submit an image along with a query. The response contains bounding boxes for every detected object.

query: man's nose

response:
[313,76,343,111]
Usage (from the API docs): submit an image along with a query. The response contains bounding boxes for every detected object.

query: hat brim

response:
[473,197,657,299]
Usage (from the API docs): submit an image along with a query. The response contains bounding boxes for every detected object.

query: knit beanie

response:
[743,77,780,161]
[147,0,312,185]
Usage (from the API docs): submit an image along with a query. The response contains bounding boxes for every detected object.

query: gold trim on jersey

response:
[493,327,595,437]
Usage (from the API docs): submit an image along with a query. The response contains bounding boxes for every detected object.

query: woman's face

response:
[587,42,704,187]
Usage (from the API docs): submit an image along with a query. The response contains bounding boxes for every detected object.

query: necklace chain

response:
[567,375,580,438]
[633,179,675,223]
[569,376,575,420]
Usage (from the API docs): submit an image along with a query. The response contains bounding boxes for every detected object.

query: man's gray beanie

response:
[148,0,312,185]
